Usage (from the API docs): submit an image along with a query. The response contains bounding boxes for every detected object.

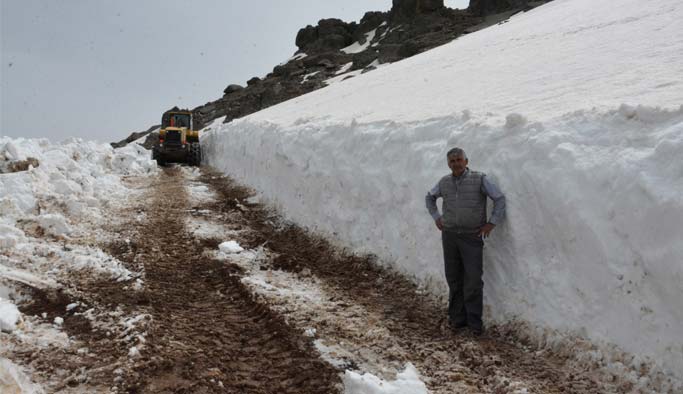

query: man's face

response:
[447,154,468,175]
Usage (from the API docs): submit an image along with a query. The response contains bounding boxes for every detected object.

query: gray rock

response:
[351,50,379,70]
[198,104,216,114]
[378,44,404,63]
[318,34,353,51]
[398,41,420,57]
[296,25,318,49]
[317,18,353,37]
[223,84,244,95]
[359,11,386,32]
[318,59,337,69]
[295,18,356,52]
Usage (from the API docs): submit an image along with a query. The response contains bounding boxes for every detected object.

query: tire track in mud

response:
[110,167,341,393]
[197,168,612,394]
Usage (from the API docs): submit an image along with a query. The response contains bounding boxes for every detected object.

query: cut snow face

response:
[202,0,683,386]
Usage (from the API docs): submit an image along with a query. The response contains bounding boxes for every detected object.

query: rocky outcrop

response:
[191,2,486,130]
[114,0,552,147]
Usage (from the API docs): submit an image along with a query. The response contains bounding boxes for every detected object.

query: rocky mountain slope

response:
[112,0,548,148]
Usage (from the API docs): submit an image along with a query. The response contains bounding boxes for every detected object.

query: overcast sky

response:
[1,0,469,143]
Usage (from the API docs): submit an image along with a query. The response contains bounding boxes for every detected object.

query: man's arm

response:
[481,175,506,225]
[425,183,443,230]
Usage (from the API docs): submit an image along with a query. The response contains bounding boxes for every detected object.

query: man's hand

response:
[435,218,444,231]
[479,223,495,238]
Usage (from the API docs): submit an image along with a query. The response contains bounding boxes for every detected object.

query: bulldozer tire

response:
[189,143,201,167]
[152,147,165,166]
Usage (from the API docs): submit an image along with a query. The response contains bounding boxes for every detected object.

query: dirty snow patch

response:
[186,182,218,204]
[186,217,241,240]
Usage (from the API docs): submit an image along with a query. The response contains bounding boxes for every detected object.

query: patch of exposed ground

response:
[105,166,342,393]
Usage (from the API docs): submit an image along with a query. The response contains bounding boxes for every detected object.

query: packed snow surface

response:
[203,0,683,385]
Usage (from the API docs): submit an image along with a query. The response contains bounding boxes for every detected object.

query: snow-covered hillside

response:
[203,0,683,386]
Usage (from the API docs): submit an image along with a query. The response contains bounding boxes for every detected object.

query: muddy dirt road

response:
[7,166,634,393]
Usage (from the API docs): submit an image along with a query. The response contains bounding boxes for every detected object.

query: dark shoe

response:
[470,327,484,337]
[448,318,468,330]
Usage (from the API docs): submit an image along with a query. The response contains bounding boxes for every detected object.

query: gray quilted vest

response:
[438,169,487,233]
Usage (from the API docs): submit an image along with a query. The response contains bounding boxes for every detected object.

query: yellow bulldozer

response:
[152,109,201,166]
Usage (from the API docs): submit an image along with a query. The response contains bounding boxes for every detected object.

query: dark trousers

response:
[441,230,484,330]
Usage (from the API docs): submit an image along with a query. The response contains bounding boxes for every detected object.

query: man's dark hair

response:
[446,147,467,160]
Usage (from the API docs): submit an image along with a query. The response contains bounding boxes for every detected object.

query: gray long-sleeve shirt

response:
[425,170,506,225]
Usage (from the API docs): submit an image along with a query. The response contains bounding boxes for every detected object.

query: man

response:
[425,147,506,336]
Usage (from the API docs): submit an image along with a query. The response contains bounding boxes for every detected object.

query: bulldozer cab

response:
[163,112,192,129]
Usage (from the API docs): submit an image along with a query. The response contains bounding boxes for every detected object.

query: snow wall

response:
[203,0,683,382]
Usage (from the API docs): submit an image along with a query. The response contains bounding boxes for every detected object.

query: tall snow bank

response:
[0,137,155,218]
[204,107,683,382]
[203,0,683,385]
